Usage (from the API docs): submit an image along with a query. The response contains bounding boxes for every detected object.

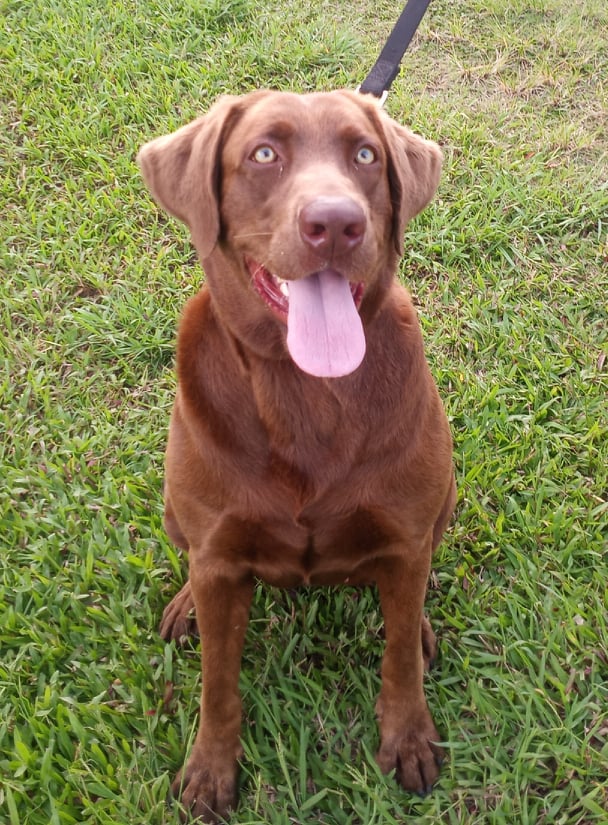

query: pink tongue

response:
[286,270,366,378]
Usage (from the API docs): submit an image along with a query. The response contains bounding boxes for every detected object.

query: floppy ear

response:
[381,115,443,254]
[137,96,241,259]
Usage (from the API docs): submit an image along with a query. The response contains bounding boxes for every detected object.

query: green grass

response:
[1,0,607,822]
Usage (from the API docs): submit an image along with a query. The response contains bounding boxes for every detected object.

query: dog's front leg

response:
[375,547,443,795]
[173,559,254,823]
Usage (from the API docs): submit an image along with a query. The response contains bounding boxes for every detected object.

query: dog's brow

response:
[337,122,376,145]
[256,119,295,142]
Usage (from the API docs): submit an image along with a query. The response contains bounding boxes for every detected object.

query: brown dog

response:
[138,89,455,822]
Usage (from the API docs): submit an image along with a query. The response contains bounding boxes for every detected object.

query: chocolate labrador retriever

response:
[138,89,456,822]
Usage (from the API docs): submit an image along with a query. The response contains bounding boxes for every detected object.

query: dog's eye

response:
[355,146,376,165]
[251,145,278,164]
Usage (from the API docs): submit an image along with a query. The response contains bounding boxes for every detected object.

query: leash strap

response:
[358,0,433,100]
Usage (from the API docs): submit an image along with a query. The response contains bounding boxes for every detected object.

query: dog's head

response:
[138,90,441,377]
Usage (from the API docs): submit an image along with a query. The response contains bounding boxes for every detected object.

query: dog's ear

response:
[137,96,241,259]
[380,116,442,255]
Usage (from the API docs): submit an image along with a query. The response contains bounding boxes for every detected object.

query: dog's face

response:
[138,90,441,377]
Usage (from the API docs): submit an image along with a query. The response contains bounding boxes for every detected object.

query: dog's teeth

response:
[273,274,290,297]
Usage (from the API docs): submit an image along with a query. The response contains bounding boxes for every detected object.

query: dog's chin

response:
[245,257,364,321]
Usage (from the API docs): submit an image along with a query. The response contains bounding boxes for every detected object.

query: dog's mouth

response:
[246,258,366,378]
[247,258,292,318]
[247,258,364,318]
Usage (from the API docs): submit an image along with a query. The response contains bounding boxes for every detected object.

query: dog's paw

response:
[160,581,198,643]
[376,712,443,795]
[421,615,437,672]
[172,749,238,823]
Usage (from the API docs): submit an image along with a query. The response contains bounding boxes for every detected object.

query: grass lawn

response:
[1,0,607,822]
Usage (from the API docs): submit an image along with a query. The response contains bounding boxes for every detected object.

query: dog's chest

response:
[248,363,368,475]
[212,503,401,587]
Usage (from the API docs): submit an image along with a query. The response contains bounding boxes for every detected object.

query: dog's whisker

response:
[232,231,273,240]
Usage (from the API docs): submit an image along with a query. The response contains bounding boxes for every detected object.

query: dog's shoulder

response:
[365,282,426,370]
[175,287,255,431]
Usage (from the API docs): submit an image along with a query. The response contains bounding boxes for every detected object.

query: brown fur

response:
[138,89,456,823]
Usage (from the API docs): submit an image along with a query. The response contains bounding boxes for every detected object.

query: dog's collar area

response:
[355,85,388,107]
[357,0,433,100]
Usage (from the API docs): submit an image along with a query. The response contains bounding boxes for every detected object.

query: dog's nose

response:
[299,197,366,257]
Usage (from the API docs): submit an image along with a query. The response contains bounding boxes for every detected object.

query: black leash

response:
[358,0,433,103]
